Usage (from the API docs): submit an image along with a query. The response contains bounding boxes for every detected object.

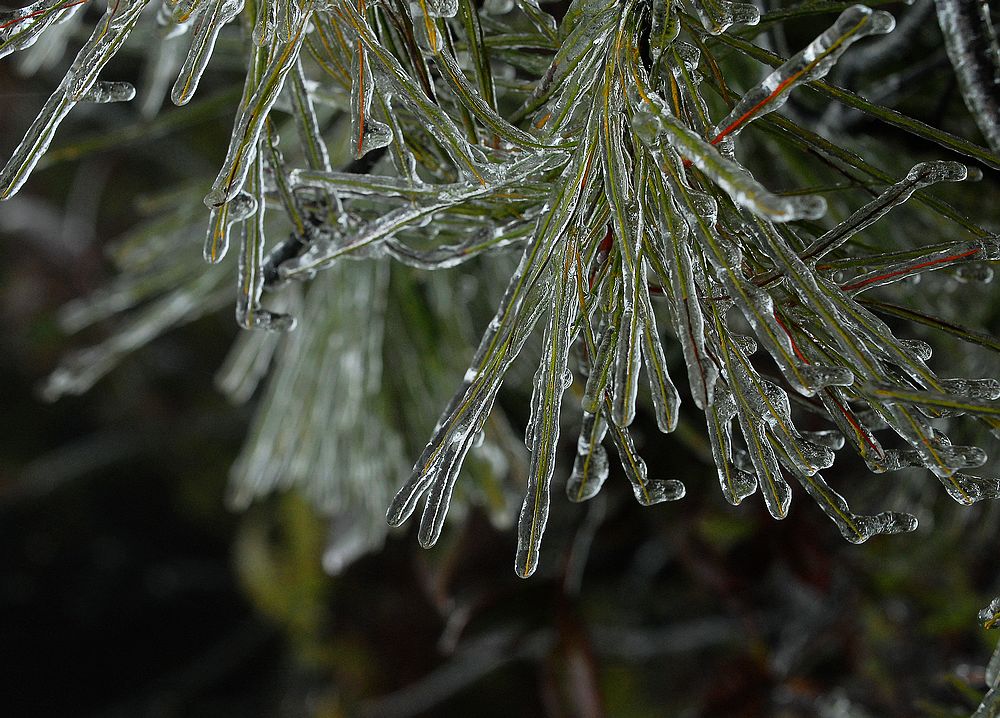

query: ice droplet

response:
[567,412,610,502]
[205,191,257,264]
[79,80,136,104]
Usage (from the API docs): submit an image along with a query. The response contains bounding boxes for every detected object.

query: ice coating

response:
[204,191,257,264]
[940,378,1000,400]
[274,0,304,43]
[934,0,1000,153]
[0,0,148,201]
[711,5,895,141]
[641,211,718,410]
[423,0,458,17]
[582,324,618,414]
[705,389,758,505]
[338,0,492,184]
[350,15,394,160]
[637,259,681,433]
[252,0,275,45]
[203,1,313,208]
[280,150,563,276]
[171,0,243,106]
[688,0,760,35]
[611,308,641,427]
[632,90,828,222]
[567,412,610,503]
[605,416,685,507]
[0,0,86,60]
[236,141,296,331]
[80,80,136,103]
[387,123,598,542]
[516,241,580,578]
[649,0,680,62]
[800,161,971,265]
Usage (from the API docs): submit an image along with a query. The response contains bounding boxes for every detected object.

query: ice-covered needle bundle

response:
[5,0,1000,576]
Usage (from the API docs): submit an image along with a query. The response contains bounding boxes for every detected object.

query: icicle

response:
[171,0,245,106]
[334,0,494,185]
[387,124,601,542]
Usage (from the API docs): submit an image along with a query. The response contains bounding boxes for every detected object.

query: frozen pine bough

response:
[5,0,1000,576]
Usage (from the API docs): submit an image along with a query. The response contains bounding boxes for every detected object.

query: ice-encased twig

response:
[781,455,917,543]
[349,0,392,159]
[205,191,256,263]
[336,0,492,184]
[603,397,686,506]
[171,0,244,106]
[630,85,827,222]
[710,5,895,142]
[567,411,610,503]
[704,388,758,505]
[280,151,565,276]
[798,161,970,267]
[387,116,599,541]
[636,257,681,433]
[654,147,849,397]
[0,0,86,60]
[861,383,1000,419]
[0,0,148,200]
[516,236,580,578]
[686,0,759,36]
[236,140,296,330]
[934,0,1000,153]
[204,0,313,209]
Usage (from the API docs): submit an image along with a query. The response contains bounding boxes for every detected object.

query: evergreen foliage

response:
[3,0,999,582]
